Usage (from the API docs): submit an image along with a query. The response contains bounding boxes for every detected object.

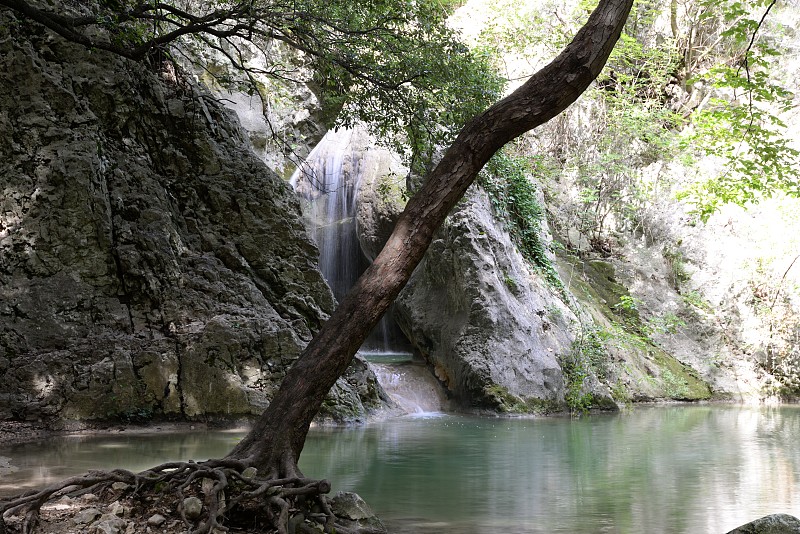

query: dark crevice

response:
[175,338,187,418]
[103,167,136,334]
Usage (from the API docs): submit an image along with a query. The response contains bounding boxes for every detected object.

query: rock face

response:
[395,188,588,411]
[0,13,384,423]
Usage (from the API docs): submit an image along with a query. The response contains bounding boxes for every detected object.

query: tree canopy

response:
[0,0,503,167]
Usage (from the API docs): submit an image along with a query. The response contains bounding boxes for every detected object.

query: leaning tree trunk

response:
[228,0,635,473]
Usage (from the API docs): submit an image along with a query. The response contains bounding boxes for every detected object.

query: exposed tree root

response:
[0,460,379,534]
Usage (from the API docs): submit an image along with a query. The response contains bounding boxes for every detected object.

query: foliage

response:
[660,369,691,398]
[662,245,691,289]
[614,294,641,314]
[647,311,686,335]
[676,0,799,221]
[560,327,609,414]
[482,0,797,237]
[479,148,564,292]
[2,0,504,169]
[537,1,684,247]
[681,289,712,312]
[483,384,557,414]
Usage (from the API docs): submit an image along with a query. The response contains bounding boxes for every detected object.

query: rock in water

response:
[329,492,387,533]
[726,514,800,534]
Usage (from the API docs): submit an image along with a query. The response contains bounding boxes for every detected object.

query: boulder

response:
[395,188,592,412]
[329,492,387,533]
[727,514,800,534]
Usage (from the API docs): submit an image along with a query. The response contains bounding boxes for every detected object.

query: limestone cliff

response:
[394,188,583,411]
[0,12,385,424]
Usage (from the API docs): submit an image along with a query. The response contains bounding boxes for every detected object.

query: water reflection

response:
[0,429,243,496]
[2,406,799,533]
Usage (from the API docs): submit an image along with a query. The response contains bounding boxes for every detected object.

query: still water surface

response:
[1,405,799,533]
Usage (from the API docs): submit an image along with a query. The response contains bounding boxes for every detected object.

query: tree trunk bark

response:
[228,0,634,472]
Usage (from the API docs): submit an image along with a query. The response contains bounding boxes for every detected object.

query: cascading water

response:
[291,128,408,352]
[291,129,446,414]
[293,130,366,303]
[369,355,448,416]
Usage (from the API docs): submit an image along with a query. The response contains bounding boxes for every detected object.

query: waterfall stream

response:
[292,130,446,414]
[291,129,409,351]
[366,353,447,415]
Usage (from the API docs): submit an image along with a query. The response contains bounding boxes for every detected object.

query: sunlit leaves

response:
[678,0,798,221]
[12,0,503,170]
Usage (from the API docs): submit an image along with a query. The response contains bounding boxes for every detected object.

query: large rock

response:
[726,514,800,534]
[395,188,587,411]
[0,12,384,423]
[329,492,387,534]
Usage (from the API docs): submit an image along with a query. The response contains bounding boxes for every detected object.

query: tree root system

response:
[0,460,383,534]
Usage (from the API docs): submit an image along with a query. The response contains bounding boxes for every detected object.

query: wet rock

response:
[726,514,800,533]
[329,492,387,533]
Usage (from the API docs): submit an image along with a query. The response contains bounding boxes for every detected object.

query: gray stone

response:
[0,12,385,424]
[727,514,800,534]
[350,130,408,262]
[329,492,387,533]
[73,507,102,525]
[107,500,126,517]
[394,188,601,412]
[182,496,204,520]
[147,514,167,526]
[89,516,128,534]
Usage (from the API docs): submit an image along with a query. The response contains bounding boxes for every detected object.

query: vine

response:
[479,150,564,293]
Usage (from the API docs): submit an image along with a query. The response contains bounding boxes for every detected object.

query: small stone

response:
[111,482,130,491]
[73,507,102,525]
[107,500,126,517]
[81,493,99,502]
[182,496,203,520]
[147,514,166,526]
[241,466,258,479]
[89,516,127,534]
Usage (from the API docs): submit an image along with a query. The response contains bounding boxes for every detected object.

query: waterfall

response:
[291,129,409,352]
[291,129,448,415]
[368,355,447,416]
